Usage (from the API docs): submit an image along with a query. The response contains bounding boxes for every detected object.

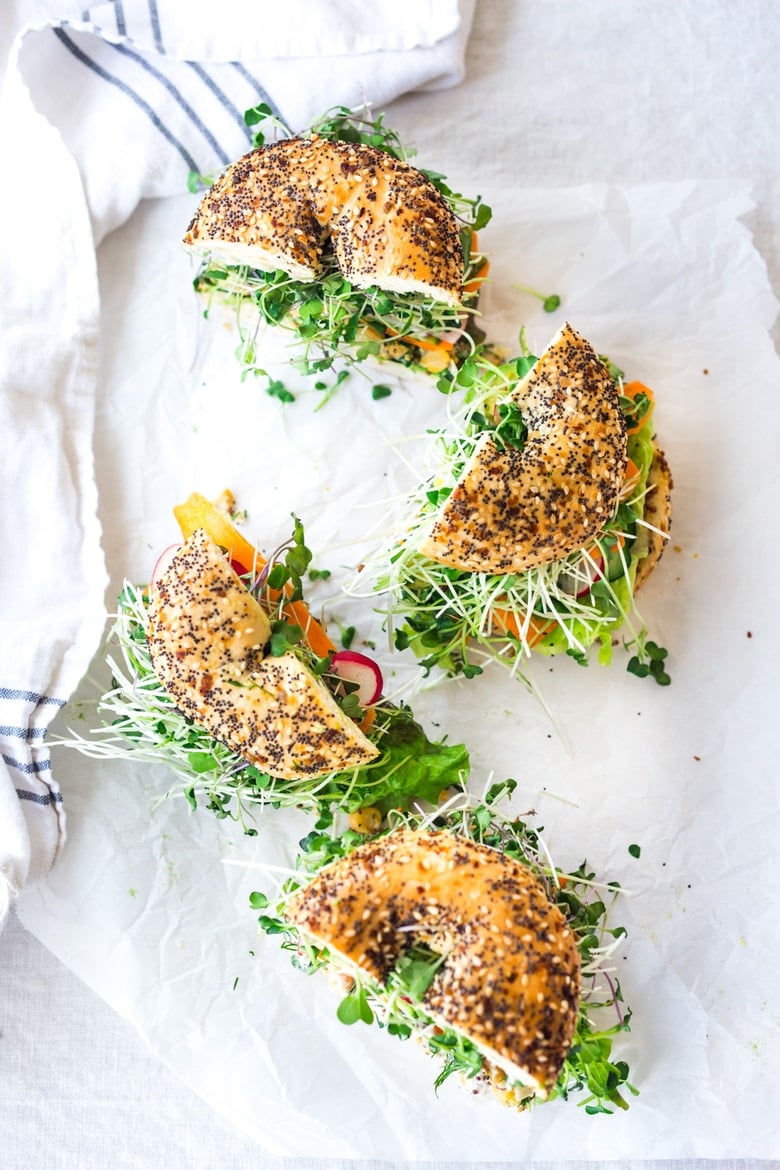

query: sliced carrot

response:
[463,230,489,293]
[622,457,641,495]
[173,492,336,659]
[359,707,377,735]
[491,607,555,649]
[383,327,453,354]
[622,381,656,433]
[463,257,490,296]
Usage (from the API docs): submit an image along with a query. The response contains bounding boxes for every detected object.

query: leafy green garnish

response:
[340,625,356,650]
[392,945,446,1002]
[627,639,671,686]
[514,284,562,313]
[337,983,374,1025]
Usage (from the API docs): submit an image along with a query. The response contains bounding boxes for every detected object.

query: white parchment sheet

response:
[19,181,780,1159]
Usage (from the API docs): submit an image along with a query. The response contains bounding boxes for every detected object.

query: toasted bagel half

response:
[287,828,580,1095]
[146,529,378,779]
[183,136,465,306]
[420,323,628,573]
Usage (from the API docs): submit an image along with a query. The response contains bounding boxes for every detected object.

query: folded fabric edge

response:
[73,0,467,63]
[0,31,109,915]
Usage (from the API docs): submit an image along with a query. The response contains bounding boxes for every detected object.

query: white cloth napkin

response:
[0,0,476,926]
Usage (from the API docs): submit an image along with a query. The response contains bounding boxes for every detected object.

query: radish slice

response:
[558,551,604,597]
[150,544,182,589]
[330,651,383,706]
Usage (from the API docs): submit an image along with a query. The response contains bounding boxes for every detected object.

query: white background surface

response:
[2,1,780,1168]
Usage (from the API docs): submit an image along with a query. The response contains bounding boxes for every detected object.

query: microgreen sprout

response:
[243,101,292,147]
[513,284,562,313]
[250,778,636,1114]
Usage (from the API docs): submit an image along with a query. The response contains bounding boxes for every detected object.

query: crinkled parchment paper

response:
[18,181,780,1159]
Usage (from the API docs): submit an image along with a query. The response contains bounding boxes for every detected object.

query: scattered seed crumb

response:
[693,755,701,761]
[692,552,699,559]
[702,368,709,374]
[673,544,683,553]
[746,631,753,638]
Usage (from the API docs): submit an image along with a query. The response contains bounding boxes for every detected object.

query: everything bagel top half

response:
[182,136,465,306]
[287,828,580,1096]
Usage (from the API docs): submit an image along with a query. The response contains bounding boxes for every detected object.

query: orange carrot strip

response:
[622,381,656,433]
[464,257,490,296]
[491,607,555,649]
[384,326,453,354]
[359,707,377,734]
[623,457,641,493]
[173,492,336,659]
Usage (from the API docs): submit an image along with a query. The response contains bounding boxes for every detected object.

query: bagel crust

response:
[634,444,673,591]
[146,529,378,779]
[287,829,580,1093]
[183,137,465,306]
[420,323,628,573]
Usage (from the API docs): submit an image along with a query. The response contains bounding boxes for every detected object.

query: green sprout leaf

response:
[337,983,374,1025]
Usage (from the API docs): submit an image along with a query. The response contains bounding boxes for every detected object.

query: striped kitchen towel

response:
[14,0,476,244]
[0,0,476,924]
[0,691,67,923]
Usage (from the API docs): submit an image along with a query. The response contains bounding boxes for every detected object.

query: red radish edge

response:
[330,651,383,707]
[150,543,182,589]
[558,551,605,598]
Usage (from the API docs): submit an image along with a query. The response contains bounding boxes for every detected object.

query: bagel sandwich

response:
[184,107,492,386]
[66,492,470,821]
[347,323,673,684]
[253,779,636,1114]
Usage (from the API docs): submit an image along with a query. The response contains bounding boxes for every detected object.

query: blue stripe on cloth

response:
[0,689,65,706]
[53,28,201,173]
[187,61,248,138]
[0,726,47,740]
[230,62,284,123]
[147,0,164,53]
[111,41,231,165]
[114,0,127,36]
[16,787,62,805]
[3,755,52,775]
